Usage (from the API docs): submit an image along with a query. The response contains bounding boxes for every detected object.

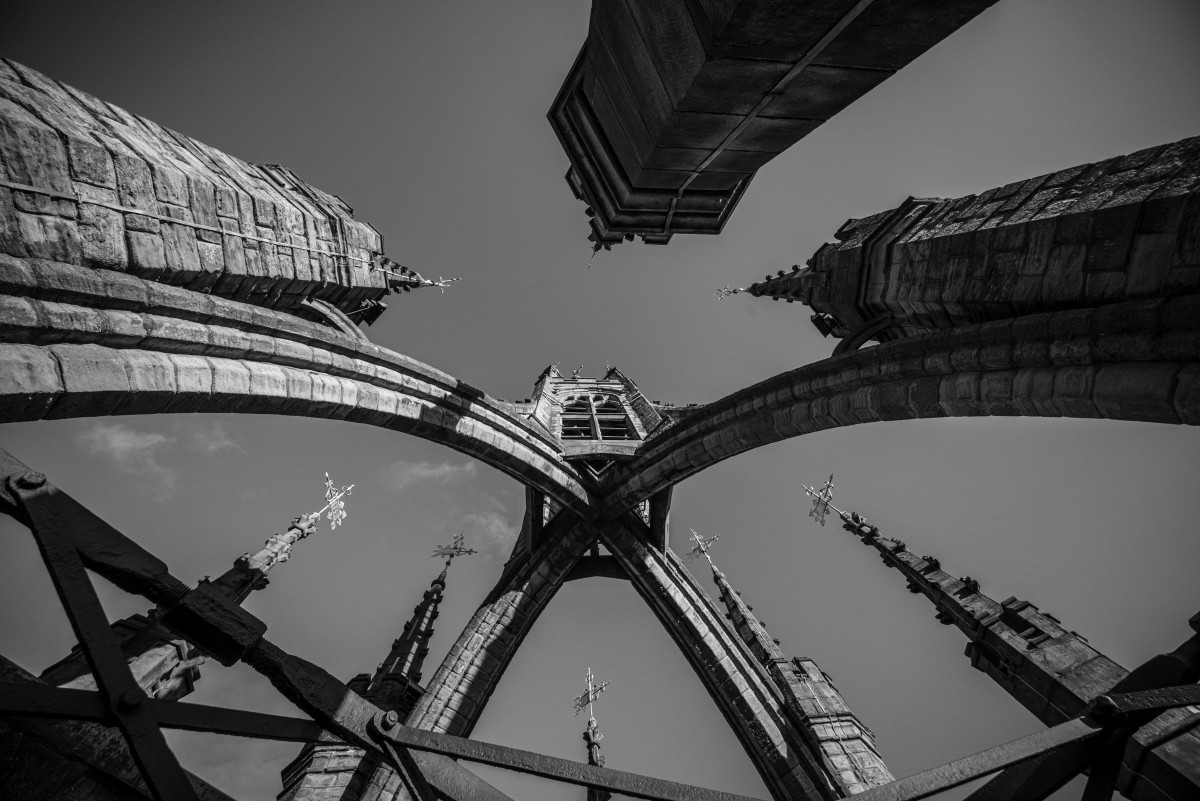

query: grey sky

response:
[2,1,1199,799]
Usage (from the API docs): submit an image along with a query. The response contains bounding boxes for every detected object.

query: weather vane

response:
[803,474,847,526]
[432,532,477,567]
[370,256,461,292]
[686,527,720,567]
[573,667,610,718]
[315,472,355,530]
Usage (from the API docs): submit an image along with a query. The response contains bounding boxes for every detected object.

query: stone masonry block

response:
[207,358,252,410]
[67,137,115,187]
[1010,368,1057,417]
[17,212,81,264]
[0,343,62,420]
[162,222,202,276]
[152,165,190,207]
[158,354,214,414]
[1051,365,1101,419]
[126,230,167,278]
[78,203,126,270]
[1094,363,1182,423]
[114,349,177,415]
[114,153,156,211]
[43,343,130,419]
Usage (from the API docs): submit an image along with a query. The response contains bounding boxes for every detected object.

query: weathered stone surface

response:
[602,294,1200,516]
[0,257,590,512]
[747,135,1200,348]
[0,58,405,322]
[551,1,997,247]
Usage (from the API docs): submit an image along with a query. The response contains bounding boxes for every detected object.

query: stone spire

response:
[279,535,475,801]
[688,529,893,794]
[717,265,842,339]
[836,509,1130,724]
[365,564,447,711]
[40,514,317,701]
[836,509,1200,801]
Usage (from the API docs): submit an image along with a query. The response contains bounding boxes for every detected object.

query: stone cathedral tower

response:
[2,1,1199,798]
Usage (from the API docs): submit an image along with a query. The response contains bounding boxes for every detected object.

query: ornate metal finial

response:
[315,472,355,530]
[686,527,720,569]
[573,666,610,718]
[432,532,477,568]
[371,257,461,293]
[802,474,849,527]
[714,285,746,300]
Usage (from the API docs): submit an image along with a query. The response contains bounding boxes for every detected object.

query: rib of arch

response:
[2,256,1198,799]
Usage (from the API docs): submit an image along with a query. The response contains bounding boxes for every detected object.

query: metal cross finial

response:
[315,472,355,530]
[432,532,477,567]
[686,527,720,568]
[573,666,610,719]
[803,474,848,527]
[714,284,746,299]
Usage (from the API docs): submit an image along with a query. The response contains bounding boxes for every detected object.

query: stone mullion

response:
[600,518,840,801]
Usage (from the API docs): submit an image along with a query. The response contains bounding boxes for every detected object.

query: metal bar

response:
[379,739,439,801]
[409,751,516,801]
[0,682,107,721]
[851,718,1105,801]
[239,638,516,800]
[962,732,1106,801]
[368,713,767,801]
[1080,741,1123,801]
[0,449,190,606]
[13,478,199,801]
[1105,684,1200,714]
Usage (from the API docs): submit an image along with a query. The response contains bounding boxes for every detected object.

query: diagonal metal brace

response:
[366,709,767,801]
[852,683,1200,801]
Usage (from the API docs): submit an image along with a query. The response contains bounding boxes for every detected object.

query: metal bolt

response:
[1091,695,1119,719]
[17,472,46,489]
[118,688,146,710]
[381,710,399,730]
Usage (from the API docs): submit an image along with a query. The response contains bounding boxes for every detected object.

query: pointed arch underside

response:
[403,512,852,801]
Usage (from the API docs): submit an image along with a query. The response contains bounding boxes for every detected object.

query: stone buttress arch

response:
[0,256,591,513]
[600,295,1200,516]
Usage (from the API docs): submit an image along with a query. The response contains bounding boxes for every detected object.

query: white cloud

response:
[459,495,519,556]
[79,423,176,499]
[186,420,241,454]
[381,460,477,493]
